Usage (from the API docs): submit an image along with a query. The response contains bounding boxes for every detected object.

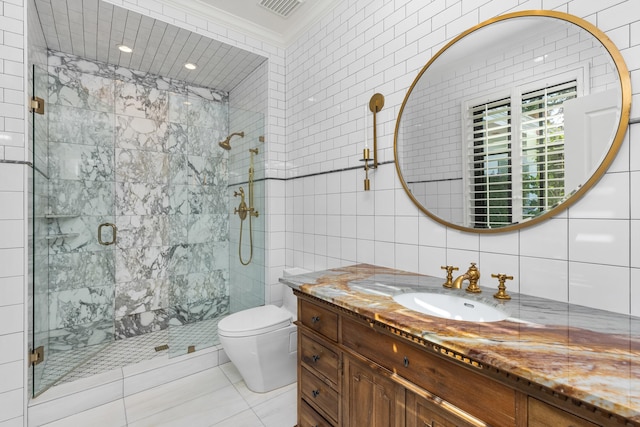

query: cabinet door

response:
[528,398,599,427]
[406,390,480,427]
[300,400,335,427]
[343,355,404,427]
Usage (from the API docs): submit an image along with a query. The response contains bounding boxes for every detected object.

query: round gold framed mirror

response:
[394,10,631,233]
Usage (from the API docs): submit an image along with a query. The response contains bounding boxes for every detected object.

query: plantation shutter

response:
[467,98,512,229]
[520,82,577,219]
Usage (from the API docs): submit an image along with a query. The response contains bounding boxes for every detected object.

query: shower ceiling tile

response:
[34,0,267,92]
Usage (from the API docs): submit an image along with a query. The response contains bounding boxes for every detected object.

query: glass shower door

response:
[227,109,266,314]
[31,63,116,396]
[31,63,50,396]
[167,107,266,358]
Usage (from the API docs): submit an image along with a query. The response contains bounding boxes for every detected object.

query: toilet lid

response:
[218,305,292,337]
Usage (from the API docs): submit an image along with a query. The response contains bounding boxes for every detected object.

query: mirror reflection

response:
[395,12,629,231]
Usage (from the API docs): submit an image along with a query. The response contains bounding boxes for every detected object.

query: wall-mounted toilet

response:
[218,268,308,393]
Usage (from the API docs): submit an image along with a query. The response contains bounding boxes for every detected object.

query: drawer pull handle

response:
[311,316,320,324]
[312,389,320,398]
[312,354,320,362]
[404,356,409,368]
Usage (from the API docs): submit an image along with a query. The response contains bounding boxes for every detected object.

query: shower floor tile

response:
[41,318,221,388]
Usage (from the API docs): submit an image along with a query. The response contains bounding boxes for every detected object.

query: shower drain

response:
[154,344,169,352]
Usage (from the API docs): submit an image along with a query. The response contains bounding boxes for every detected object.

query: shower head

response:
[219,131,245,150]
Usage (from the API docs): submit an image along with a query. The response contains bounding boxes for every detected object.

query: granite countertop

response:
[280,263,640,422]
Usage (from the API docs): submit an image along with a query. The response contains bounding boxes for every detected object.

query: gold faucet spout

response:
[452,273,469,289]
[452,263,481,293]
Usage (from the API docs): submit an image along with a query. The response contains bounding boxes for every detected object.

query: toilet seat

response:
[218,305,292,337]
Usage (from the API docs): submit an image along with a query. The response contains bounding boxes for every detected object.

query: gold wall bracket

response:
[363,93,384,191]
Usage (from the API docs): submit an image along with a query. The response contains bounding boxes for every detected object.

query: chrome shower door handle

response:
[98,223,117,246]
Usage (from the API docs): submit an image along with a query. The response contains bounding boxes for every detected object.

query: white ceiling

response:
[167,0,343,47]
[34,0,338,92]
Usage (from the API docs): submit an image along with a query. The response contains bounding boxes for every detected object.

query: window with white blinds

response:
[465,81,577,228]
[468,99,512,229]
[521,82,577,220]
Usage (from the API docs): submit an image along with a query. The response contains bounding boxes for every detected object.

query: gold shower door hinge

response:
[30,97,45,114]
[30,346,45,366]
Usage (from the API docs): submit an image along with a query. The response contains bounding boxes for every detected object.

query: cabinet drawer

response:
[300,399,335,427]
[342,317,516,427]
[300,331,340,386]
[300,299,338,341]
[528,398,599,427]
[301,367,339,423]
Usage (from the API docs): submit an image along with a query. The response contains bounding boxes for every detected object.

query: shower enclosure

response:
[30,50,266,397]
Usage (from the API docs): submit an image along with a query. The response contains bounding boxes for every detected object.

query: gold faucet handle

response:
[441,265,459,288]
[465,262,481,293]
[492,273,514,300]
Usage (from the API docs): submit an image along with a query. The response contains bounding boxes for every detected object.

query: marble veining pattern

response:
[48,251,115,291]
[42,50,231,351]
[44,319,114,353]
[281,264,640,422]
[49,286,114,329]
[48,180,114,217]
[115,79,169,122]
[48,52,115,112]
[47,214,116,254]
[115,182,171,216]
[115,115,171,152]
[115,308,170,339]
[115,278,169,317]
[115,215,170,249]
[49,141,115,182]
[48,104,114,146]
[115,148,169,184]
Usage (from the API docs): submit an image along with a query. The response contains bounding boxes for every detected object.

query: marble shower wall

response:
[44,51,230,348]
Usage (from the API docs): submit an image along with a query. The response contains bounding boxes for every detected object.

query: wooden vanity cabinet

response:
[295,294,618,427]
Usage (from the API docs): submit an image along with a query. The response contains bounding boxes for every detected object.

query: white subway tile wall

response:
[1,0,27,423]
[283,0,640,318]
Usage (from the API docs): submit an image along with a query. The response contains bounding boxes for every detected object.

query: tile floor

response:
[38,318,220,391]
[38,362,297,427]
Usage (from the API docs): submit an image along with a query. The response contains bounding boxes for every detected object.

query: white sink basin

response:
[393,292,508,322]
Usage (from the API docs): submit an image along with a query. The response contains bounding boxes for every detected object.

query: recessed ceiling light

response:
[185,63,197,70]
[118,44,133,53]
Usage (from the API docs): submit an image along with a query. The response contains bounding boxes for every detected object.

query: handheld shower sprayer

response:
[234,147,259,265]
[219,131,245,150]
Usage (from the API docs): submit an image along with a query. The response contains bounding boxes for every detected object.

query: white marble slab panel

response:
[115,115,170,152]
